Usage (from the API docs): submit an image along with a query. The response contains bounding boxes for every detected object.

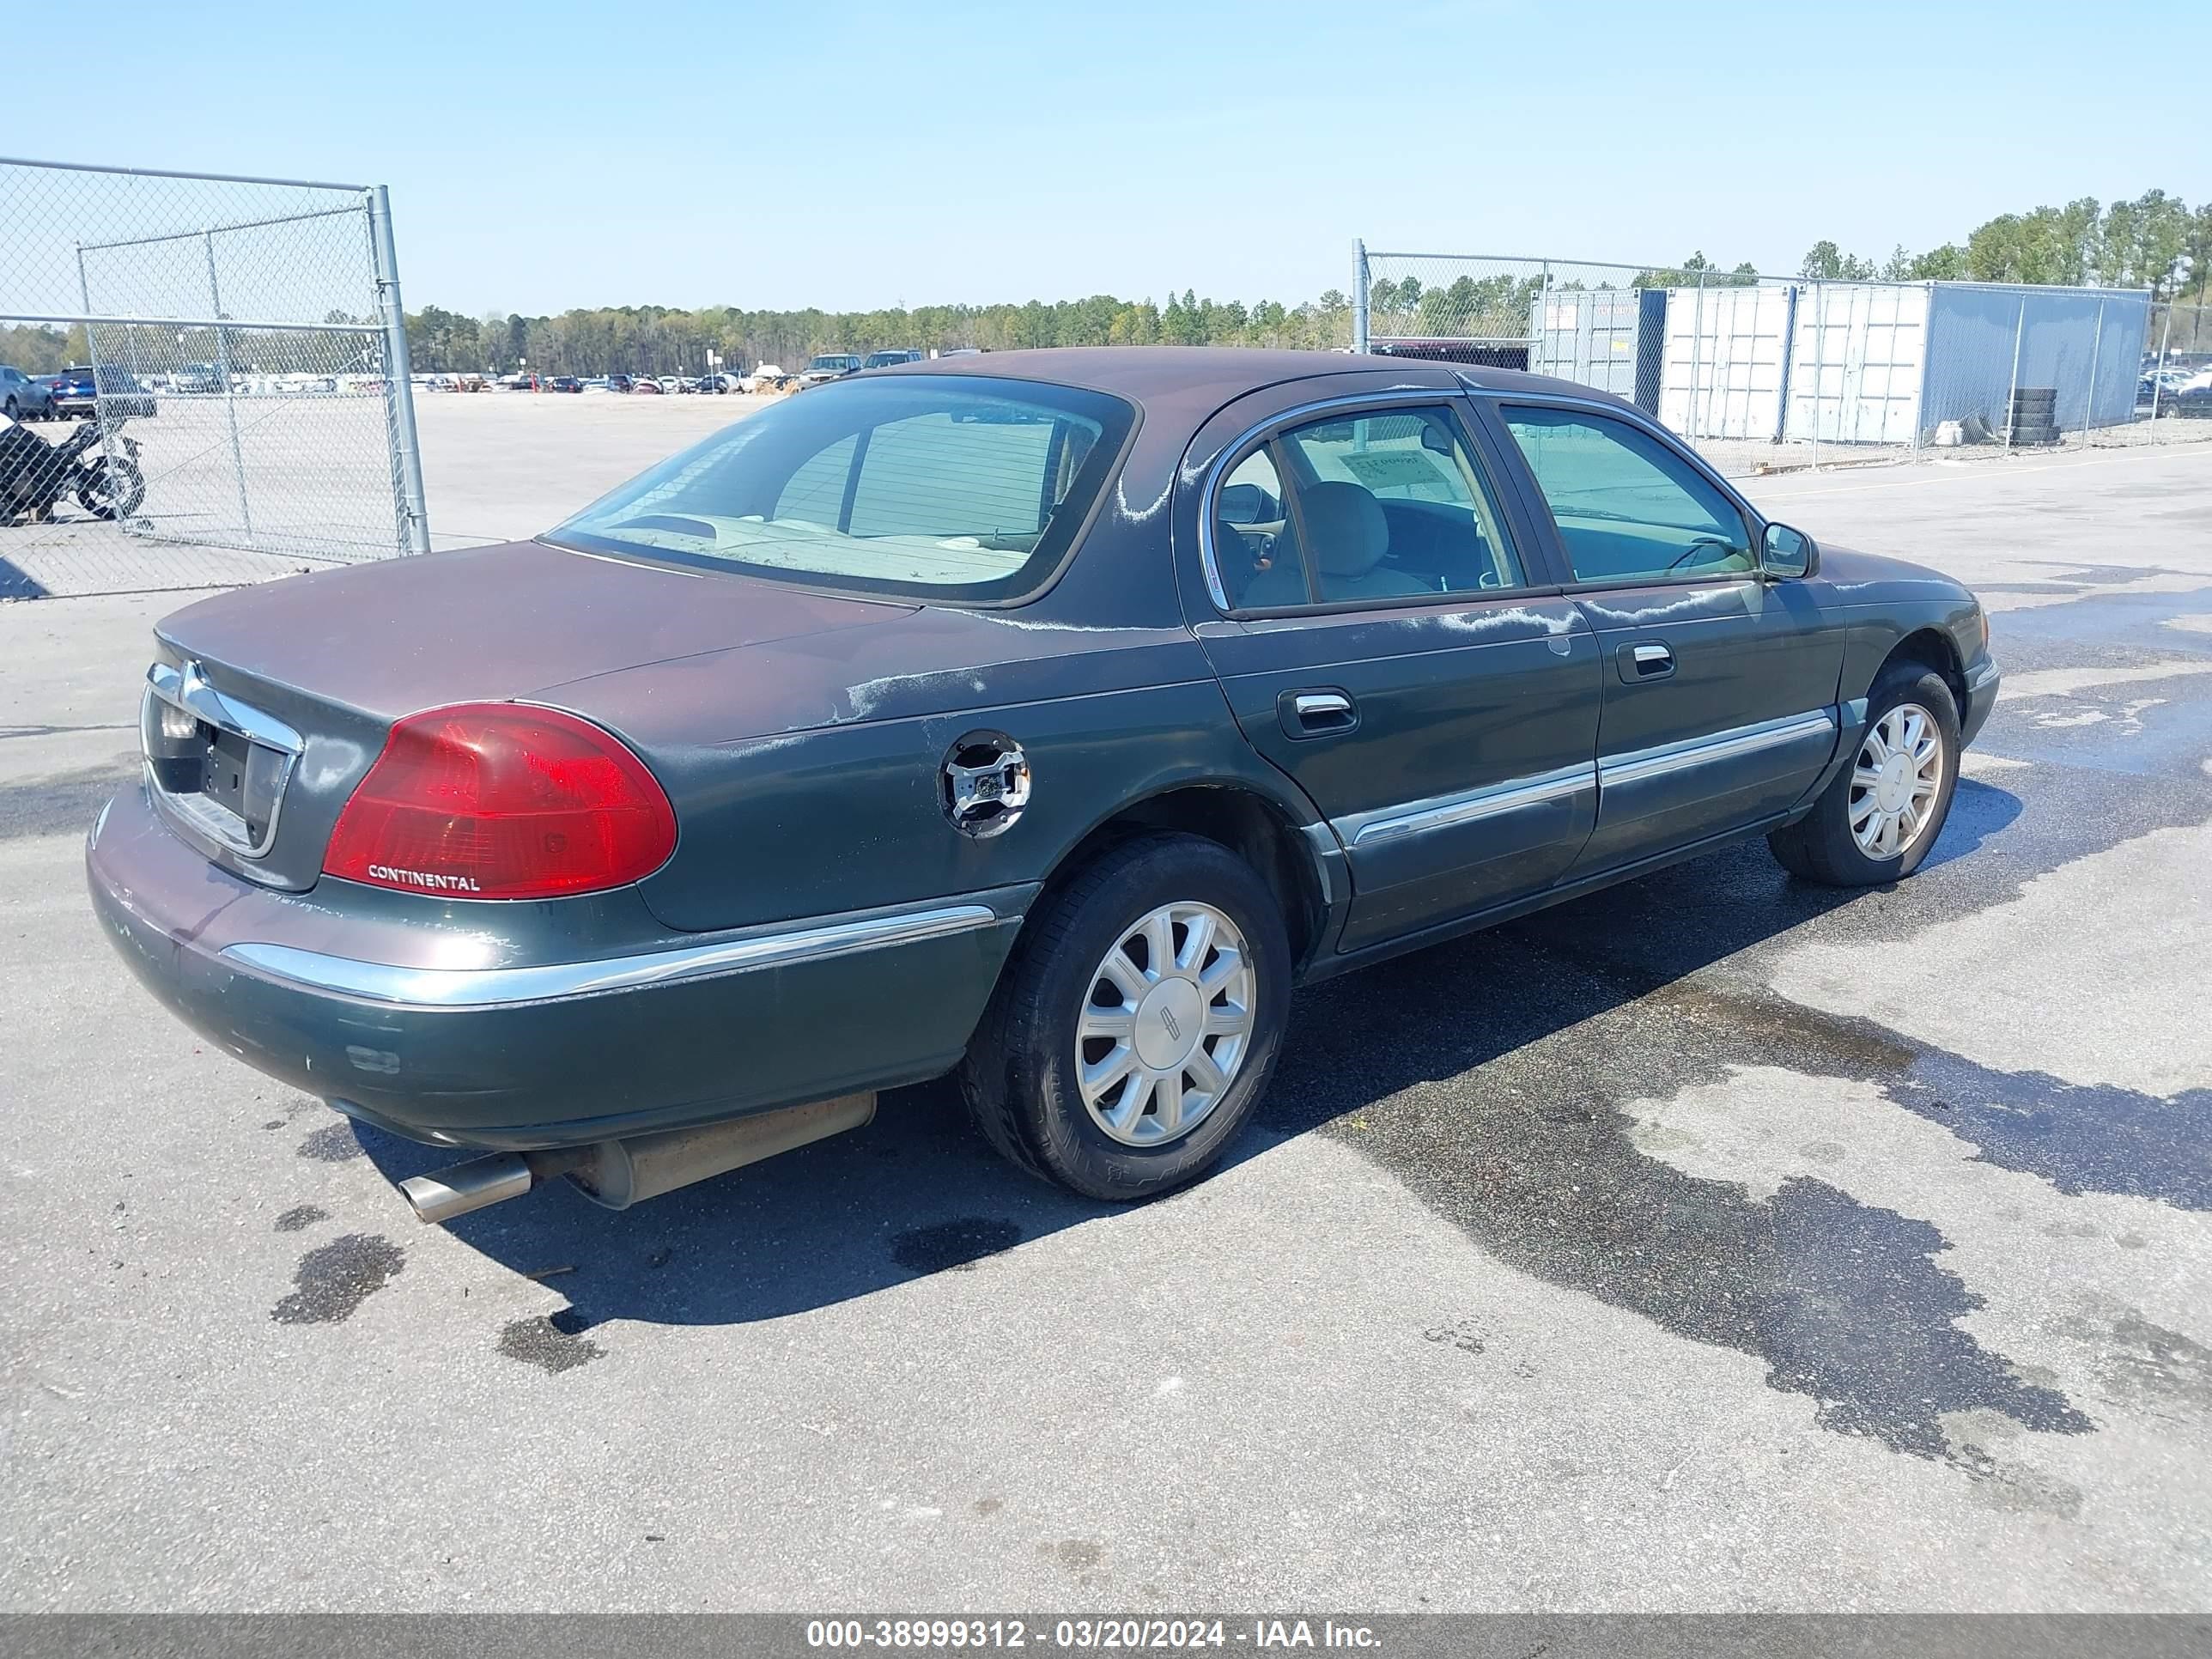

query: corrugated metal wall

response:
[1530,289,1665,412]
[1922,285,2148,437]
[1786,283,1930,446]
[1644,281,2148,447]
[1657,285,1795,441]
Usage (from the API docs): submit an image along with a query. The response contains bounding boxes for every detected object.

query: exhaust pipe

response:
[398,1152,538,1224]
[396,1091,877,1225]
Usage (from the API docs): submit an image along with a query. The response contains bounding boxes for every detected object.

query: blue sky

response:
[9,1,2200,316]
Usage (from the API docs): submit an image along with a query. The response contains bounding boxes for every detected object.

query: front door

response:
[1483,401,1844,874]
[1188,397,1603,954]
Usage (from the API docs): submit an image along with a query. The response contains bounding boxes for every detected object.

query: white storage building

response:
[1534,281,2149,447]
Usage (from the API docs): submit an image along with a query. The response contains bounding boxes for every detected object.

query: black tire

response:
[2,398,15,419]
[959,832,1291,1201]
[77,456,145,520]
[1770,661,1961,887]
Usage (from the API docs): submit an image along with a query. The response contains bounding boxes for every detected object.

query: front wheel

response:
[77,455,145,520]
[1769,662,1960,886]
[960,833,1291,1201]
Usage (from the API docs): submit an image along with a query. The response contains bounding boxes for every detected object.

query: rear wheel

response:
[1769,662,1960,886]
[960,833,1290,1201]
[77,455,145,520]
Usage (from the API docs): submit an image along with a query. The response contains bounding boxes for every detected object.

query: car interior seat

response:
[1236,480,1431,607]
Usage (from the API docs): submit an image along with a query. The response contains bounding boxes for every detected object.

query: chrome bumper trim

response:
[1600,709,1837,788]
[222,902,1001,1009]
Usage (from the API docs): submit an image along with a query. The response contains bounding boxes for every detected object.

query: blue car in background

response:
[46,364,158,421]
[0,364,55,420]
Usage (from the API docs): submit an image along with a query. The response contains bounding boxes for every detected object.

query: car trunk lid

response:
[146,540,908,890]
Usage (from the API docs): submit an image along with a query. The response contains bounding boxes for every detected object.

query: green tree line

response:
[398,289,1361,376]
[8,186,2207,380]
[1801,189,2211,298]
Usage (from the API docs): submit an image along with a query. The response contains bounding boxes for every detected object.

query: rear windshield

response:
[547,374,1136,602]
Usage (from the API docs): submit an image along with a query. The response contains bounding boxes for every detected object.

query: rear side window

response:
[1499,406,1753,584]
[1214,404,1522,610]
[553,374,1134,602]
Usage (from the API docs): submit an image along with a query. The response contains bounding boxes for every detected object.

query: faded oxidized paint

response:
[87,349,1997,1152]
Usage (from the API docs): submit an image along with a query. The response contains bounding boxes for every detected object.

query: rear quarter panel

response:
[564,612,1331,934]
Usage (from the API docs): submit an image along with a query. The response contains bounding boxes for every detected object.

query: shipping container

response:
[1643,279,2148,447]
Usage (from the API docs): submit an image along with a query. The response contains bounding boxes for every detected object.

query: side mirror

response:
[1218,482,1279,526]
[1761,522,1819,580]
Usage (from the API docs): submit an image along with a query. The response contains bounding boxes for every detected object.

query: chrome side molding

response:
[1332,708,1838,854]
[1347,763,1595,848]
[1599,710,1837,788]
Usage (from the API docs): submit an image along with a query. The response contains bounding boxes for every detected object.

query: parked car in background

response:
[48,365,157,420]
[738,366,787,392]
[797,353,863,386]
[170,362,224,395]
[2169,381,2212,418]
[88,348,1998,1226]
[632,377,663,394]
[549,376,583,393]
[864,349,926,369]
[0,365,54,420]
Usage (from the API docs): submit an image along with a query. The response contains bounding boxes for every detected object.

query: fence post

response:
[2080,297,2104,449]
[1686,270,1705,441]
[1807,283,1822,471]
[2148,303,2172,428]
[2003,294,2026,453]
[203,228,256,546]
[367,184,432,556]
[1352,239,1370,355]
[71,242,112,471]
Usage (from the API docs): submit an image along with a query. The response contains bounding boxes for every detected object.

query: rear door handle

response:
[1620,641,1674,681]
[1281,689,1358,738]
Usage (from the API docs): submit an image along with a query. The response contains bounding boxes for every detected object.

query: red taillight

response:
[323,703,676,900]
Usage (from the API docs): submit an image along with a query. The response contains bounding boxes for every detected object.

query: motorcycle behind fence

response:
[0,411,146,527]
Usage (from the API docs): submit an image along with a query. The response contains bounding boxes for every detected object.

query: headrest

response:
[1298,482,1389,577]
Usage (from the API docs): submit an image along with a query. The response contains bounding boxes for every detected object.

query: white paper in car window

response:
[1334,449,1447,491]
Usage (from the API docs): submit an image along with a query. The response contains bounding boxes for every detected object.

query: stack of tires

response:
[2008,386,2059,446]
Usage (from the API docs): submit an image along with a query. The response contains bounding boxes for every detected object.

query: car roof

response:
[870,345,1630,423]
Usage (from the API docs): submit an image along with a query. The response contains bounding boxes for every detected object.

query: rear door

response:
[1477,398,1844,874]
[1186,392,1602,954]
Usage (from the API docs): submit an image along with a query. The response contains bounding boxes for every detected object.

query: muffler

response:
[397,1091,876,1224]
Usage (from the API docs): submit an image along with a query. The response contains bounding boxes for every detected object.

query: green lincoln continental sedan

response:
[87,349,1997,1222]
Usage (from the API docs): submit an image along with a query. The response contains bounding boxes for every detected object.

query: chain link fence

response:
[1354,243,2209,479]
[0,157,428,600]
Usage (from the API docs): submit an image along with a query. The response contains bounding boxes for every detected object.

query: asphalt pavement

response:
[2,441,2208,1611]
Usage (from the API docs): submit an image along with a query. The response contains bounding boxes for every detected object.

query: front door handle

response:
[1620,641,1675,681]
[1281,689,1358,738]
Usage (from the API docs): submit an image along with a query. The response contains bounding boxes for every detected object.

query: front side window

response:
[550,374,1134,602]
[1215,404,1522,610]
[1499,406,1753,584]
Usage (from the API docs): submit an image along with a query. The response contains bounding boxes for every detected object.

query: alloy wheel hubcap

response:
[1849,702,1944,860]
[1076,901,1256,1147]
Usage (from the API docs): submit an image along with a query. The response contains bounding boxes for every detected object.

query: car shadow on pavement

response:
[354,782,2029,1352]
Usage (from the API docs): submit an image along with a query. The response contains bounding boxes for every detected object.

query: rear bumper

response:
[88,785,1028,1151]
